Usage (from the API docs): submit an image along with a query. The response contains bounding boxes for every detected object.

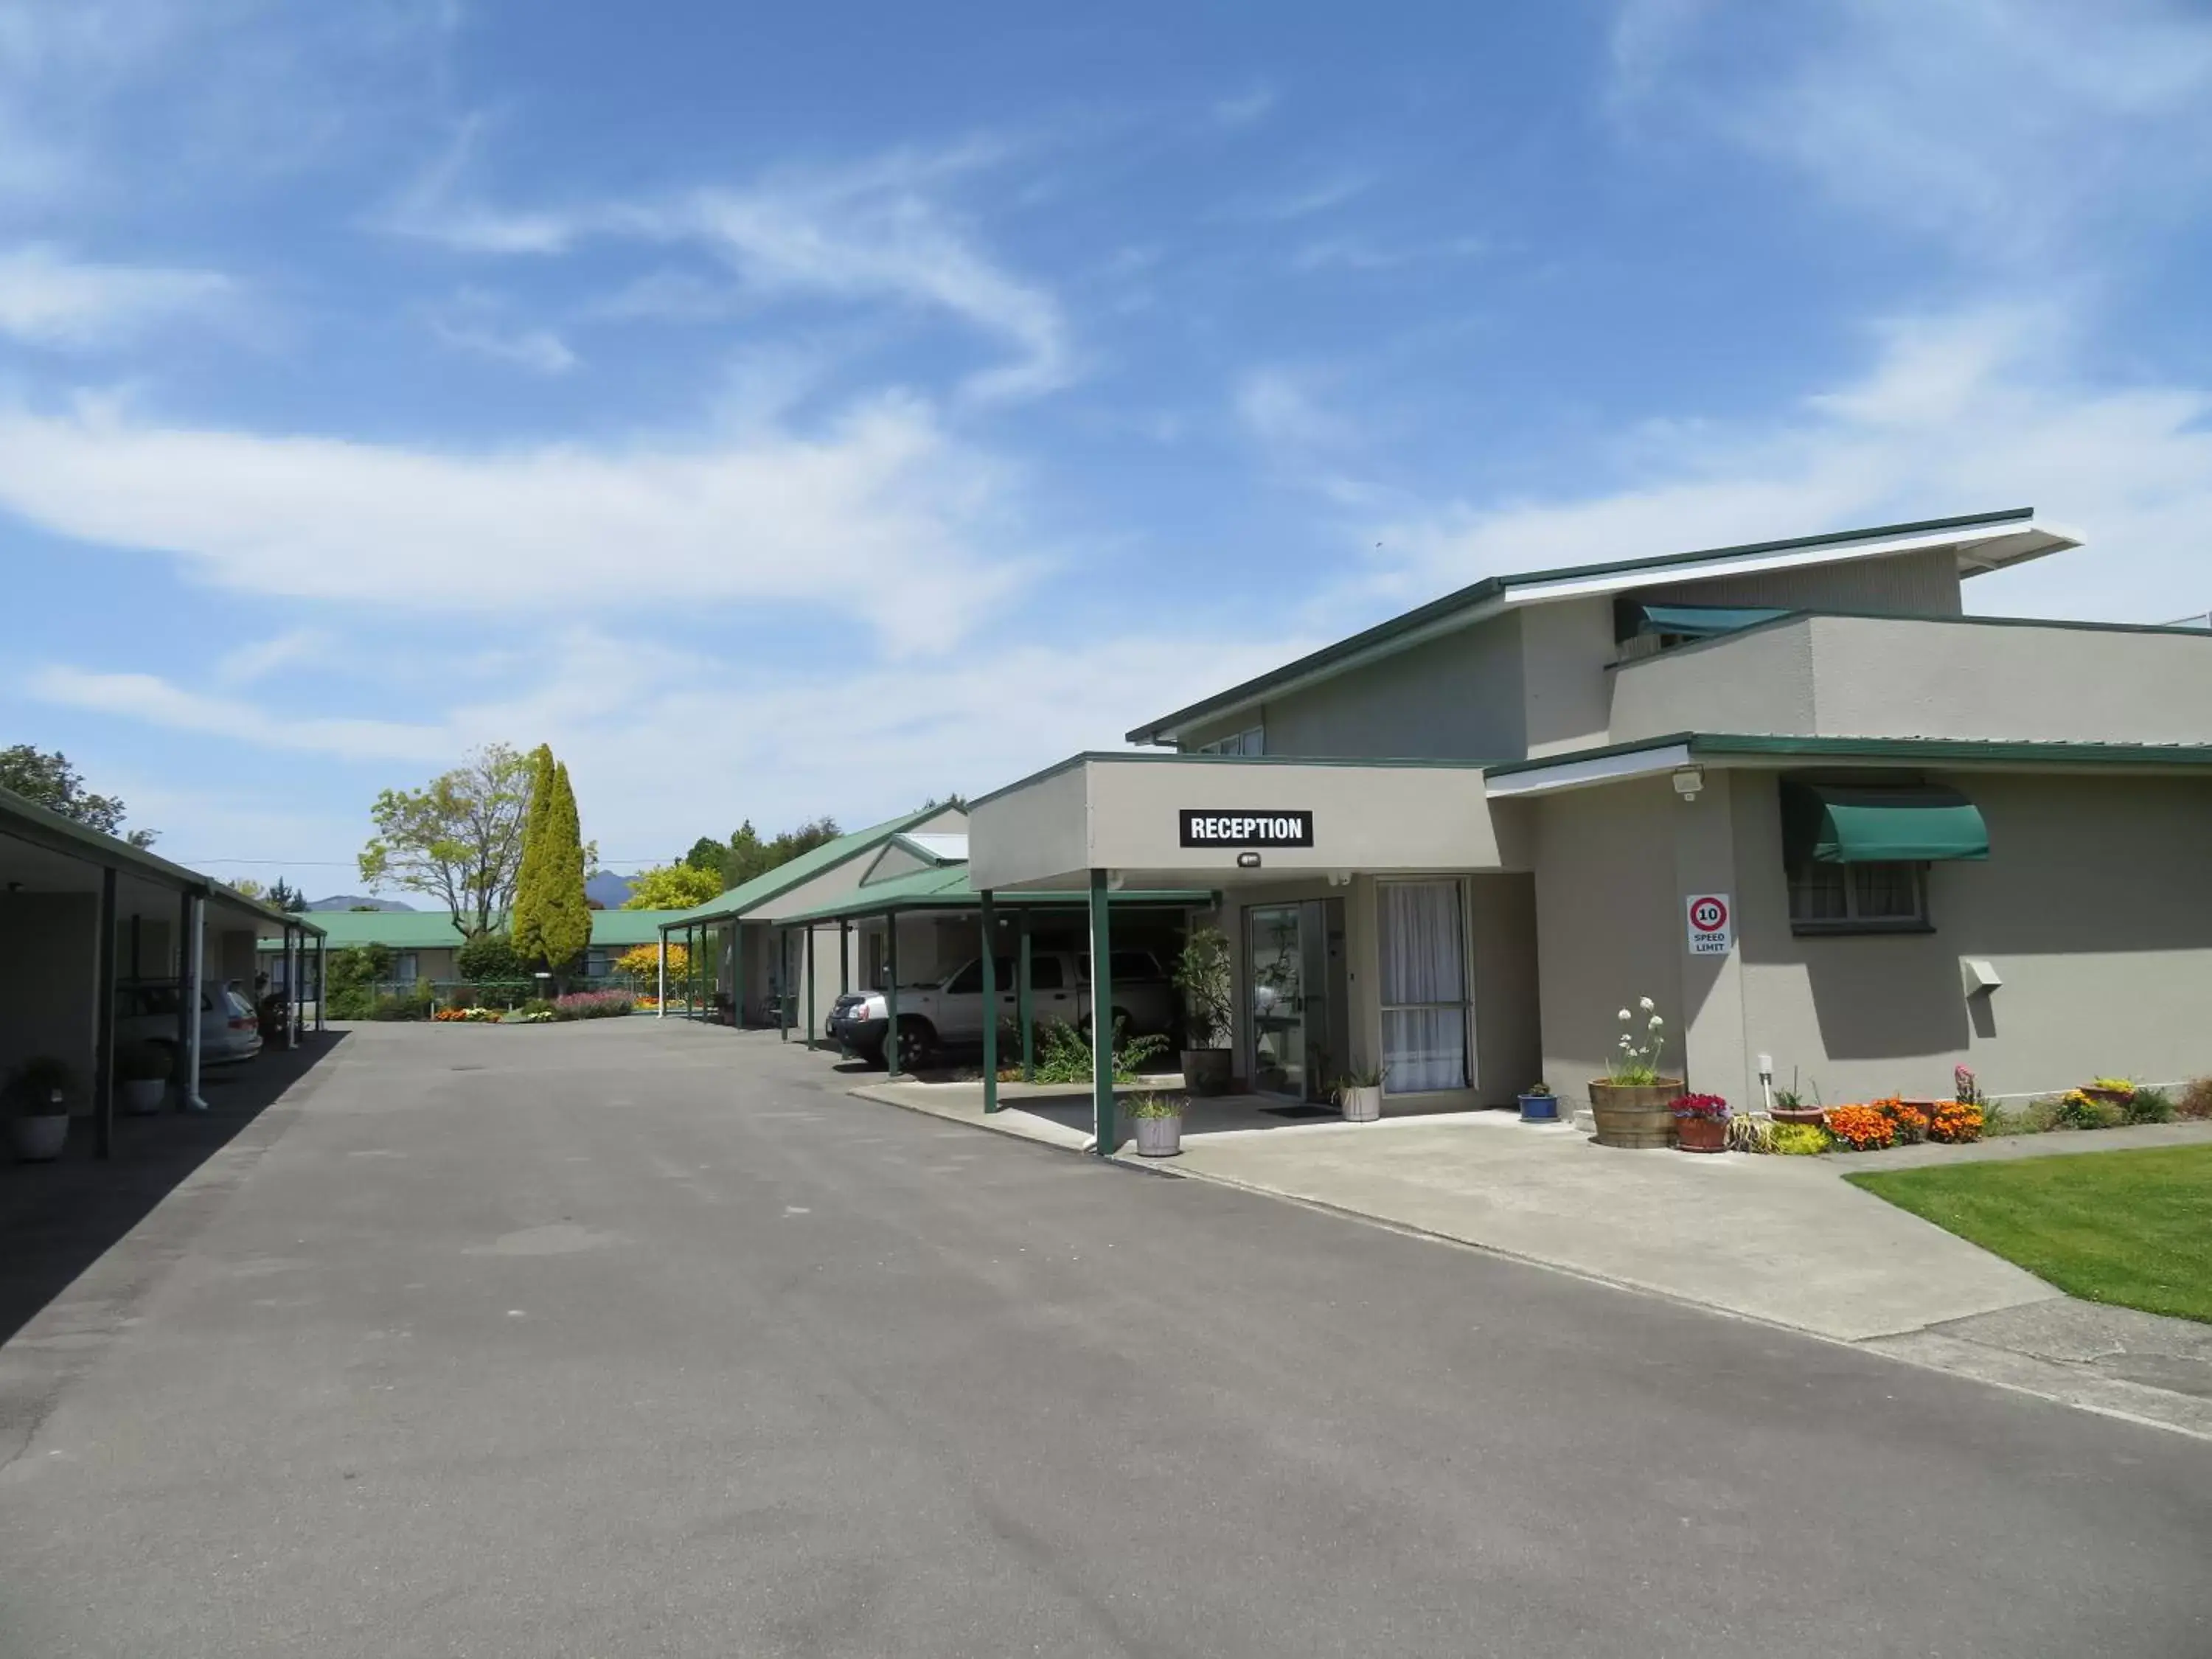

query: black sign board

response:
[1178,810,1314,849]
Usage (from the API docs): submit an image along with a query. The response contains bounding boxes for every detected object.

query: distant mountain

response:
[585,871,638,909]
[307,894,415,913]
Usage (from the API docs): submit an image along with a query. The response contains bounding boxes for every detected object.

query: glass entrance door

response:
[1247,904,1306,1099]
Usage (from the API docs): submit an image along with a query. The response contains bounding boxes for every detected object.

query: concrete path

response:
[1161,1115,2061,1342]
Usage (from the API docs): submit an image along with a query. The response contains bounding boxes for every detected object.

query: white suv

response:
[834,949,1174,1069]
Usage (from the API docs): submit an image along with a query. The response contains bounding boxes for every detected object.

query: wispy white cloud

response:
[27,666,451,762]
[0,392,1030,651]
[215,627,336,687]
[1364,305,2212,625]
[1212,84,1279,129]
[0,245,234,348]
[429,316,578,375]
[385,130,1073,401]
[1229,171,1374,223]
[1234,366,1352,453]
[1609,0,2212,252]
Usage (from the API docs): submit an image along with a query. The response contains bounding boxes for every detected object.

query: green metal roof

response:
[659,804,964,928]
[257,908,688,951]
[766,863,1211,925]
[1484,731,2212,778]
[1126,508,2040,745]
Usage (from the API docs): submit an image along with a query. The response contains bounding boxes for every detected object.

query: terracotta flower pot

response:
[1770,1107,1826,1127]
[1674,1114,1728,1153]
[1587,1079,1683,1149]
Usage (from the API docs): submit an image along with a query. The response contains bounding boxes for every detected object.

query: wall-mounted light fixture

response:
[1672,764,1705,801]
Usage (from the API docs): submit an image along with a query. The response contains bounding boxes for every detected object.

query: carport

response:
[762,863,1211,1124]
[0,785,325,1159]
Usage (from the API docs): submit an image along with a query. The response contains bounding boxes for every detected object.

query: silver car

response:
[115,981,263,1068]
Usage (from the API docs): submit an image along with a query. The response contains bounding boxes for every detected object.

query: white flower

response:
[1649,1015,1665,1030]
[1638,997,1655,1012]
[1618,1008,1632,1021]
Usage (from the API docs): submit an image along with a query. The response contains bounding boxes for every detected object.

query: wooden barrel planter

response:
[1587,1080,1684,1149]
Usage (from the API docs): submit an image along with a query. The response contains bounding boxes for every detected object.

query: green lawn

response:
[1847,1147,2212,1324]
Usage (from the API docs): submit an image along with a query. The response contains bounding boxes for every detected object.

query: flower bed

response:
[552,990,633,1020]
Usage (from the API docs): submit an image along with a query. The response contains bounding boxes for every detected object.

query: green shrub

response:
[2179,1079,2212,1121]
[323,944,394,1020]
[455,931,523,982]
[1027,1020,1171,1086]
[2052,1091,2125,1131]
[1127,1091,1182,1119]
[2124,1085,2175,1125]
[1769,1121,1831,1155]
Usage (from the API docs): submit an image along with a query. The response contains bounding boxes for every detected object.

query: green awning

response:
[1632,604,1791,639]
[1782,782,1989,863]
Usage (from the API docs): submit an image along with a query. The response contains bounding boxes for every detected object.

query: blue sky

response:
[3,0,2211,892]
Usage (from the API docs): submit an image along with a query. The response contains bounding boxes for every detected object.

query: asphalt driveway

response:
[1,1020,2207,1658]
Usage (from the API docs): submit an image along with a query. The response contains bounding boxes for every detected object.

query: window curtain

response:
[1379,881,1467,1094]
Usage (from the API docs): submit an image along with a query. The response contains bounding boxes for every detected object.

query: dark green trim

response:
[1486,731,2212,778]
[1018,910,1034,1084]
[883,910,901,1081]
[1089,869,1114,1158]
[1124,508,2038,743]
[980,890,999,1116]
[967,750,1497,810]
[804,925,817,1052]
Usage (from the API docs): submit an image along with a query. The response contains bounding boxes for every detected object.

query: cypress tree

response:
[538,761,591,982]
[509,744,558,974]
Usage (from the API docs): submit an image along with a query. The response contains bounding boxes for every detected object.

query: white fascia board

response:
[1496,524,2070,608]
[1484,742,1693,798]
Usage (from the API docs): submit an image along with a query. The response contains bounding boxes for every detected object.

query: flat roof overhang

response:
[1483,731,2212,798]
[969,752,1517,892]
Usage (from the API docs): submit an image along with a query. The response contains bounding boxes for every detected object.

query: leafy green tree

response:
[622,861,723,910]
[721,816,841,888]
[267,877,308,913]
[683,837,726,874]
[513,750,591,981]
[323,944,395,1020]
[359,743,533,939]
[229,877,267,900]
[0,744,157,846]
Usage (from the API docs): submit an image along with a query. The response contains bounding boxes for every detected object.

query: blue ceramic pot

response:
[1518,1093,1559,1122]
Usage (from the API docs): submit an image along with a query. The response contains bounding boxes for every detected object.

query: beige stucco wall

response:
[1636,545,1964,613]
[974,756,1505,891]
[1728,769,2212,1103]
[1468,874,1543,1105]
[1189,612,1529,761]
[1531,776,1688,1106]
[1515,598,1617,758]
[1612,615,2212,746]
[1531,767,2212,1111]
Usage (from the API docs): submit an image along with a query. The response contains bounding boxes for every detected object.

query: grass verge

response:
[1848,1147,2212,1324]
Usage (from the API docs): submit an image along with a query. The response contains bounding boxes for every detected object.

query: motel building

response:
[964,508,2212,1148]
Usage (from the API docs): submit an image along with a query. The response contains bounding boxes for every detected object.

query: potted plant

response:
[1587,997,1683,1148]
[1517,1081,1559,1123]
[117,1040,173,1115]
[1129,1091,1183,1157]
[1672,1092,1730,1153]
[1171,925,1234,1097]
[1333,1063,1387,1123]
[7,1057,74,1162]
[1769,1069,1824,1128]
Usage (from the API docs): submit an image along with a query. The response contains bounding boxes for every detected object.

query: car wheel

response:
[894,1018,935,1072]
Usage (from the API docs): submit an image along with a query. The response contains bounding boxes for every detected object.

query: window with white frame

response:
[1377,880,1470,1093]
[1193,725,1264,757]
[1786,861,1930,933]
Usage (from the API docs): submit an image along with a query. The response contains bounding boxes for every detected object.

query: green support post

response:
[1018,908,1034,1083]
[1088,869,1114,1156]
[883,911,901,1079]
[805,925,817,1052]
[839,919,850,998]
[980,891,999,1114]
[778,928,789,1042]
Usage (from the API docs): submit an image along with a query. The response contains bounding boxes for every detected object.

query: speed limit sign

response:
[1686,894,1733,956]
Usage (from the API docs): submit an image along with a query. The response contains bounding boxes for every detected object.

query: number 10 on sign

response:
[1686,894,1732,956]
